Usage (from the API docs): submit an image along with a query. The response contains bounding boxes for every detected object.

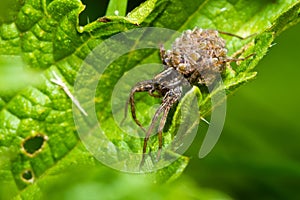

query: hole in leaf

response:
[22,134,47,156]
[21,170,34,183]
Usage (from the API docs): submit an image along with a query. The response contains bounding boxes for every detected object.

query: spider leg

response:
[220,53,256,64]
[140,103,165,167]
[230,41,254,58]
[122,80,155,132]
[140,88,181,167]
[217,31,256,65]
[156,105,171,161]
[218,31,257,40]
[148,90,162,98]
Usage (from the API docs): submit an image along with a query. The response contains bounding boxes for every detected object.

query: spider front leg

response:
[140,87,181,167]
[123,80,159,132]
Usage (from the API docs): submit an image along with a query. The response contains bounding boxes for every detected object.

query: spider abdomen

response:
[162,28,229,85]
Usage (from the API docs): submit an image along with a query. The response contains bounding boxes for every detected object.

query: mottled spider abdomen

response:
[162,28,228,85]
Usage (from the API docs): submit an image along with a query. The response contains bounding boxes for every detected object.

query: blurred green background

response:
[77,0,300,199]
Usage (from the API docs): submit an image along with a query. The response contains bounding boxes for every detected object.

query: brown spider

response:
[123,27,254,166]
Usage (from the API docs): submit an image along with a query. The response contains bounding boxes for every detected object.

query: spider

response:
[123,27,255,166]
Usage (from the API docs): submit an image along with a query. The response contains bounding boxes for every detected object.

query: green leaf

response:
[0,0,299,198]
[0,0,23,24]
[106,0,128,16]
[127,0,161,24]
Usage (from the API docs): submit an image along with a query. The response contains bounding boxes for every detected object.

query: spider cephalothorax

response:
[124,27,253,166]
